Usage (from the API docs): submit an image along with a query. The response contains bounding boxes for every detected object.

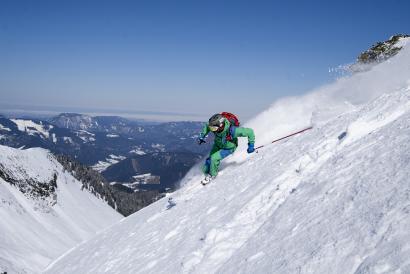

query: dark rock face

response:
[0,163,57,207]
[357,34,409,64]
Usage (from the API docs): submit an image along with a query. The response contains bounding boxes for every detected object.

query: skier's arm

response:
[199,123,210,139]
[234,127,255,144]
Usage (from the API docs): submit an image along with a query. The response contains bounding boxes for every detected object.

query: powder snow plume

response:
[231,36,410,162]
[179,37,410,185]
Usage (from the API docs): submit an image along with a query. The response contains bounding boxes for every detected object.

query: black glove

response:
[197,137,206,145]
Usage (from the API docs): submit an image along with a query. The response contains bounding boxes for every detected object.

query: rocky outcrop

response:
[0,163,57,207]
[49,113,97,131]
[357,34,409,64]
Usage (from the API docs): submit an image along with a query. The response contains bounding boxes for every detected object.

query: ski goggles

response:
[208,125,220,132]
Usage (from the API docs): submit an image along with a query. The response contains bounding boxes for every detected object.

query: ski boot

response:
[201,175,216,185]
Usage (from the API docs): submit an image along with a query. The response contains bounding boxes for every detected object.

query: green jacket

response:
[200,119,255,150]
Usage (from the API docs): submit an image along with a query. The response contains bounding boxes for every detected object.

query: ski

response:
[201,175,215,186]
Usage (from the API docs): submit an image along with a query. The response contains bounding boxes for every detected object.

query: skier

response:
[197,113,255,185]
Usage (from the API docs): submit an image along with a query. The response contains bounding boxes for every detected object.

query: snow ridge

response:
[0,146,122,274]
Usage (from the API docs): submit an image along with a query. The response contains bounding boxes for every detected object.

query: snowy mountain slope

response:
[45,38,410,274]
[217,90,410,274]
[10,119,53,139]
[0,146,122,274]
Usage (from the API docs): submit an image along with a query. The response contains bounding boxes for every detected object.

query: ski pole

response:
[255,126,313,150]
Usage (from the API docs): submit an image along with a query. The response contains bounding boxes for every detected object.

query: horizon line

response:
[0,103,208,122]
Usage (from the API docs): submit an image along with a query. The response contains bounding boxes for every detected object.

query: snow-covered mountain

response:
[0,114,207,192]
[49,113,98,131]
[43,36,410,274]
[0,145,122,274]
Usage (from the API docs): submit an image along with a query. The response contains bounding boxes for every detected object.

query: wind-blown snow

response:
[45,41,410,273]
[243,37,410,153]
[0,146,122,274]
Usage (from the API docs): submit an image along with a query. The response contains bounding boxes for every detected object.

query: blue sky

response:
[1,0,409,121]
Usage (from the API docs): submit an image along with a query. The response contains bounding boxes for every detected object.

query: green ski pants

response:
[202,146,234,177]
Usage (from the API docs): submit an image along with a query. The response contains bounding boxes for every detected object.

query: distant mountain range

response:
[0,112,210,199]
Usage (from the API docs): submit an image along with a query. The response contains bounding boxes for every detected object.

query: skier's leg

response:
[209,149,234,177]
[202,158,211,174]
[202,146,219,175]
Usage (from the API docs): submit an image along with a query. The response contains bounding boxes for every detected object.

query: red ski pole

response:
[255,126,313,150]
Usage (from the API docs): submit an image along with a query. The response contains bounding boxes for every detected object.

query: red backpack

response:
[221,112,240,126]
[221,112,240,142]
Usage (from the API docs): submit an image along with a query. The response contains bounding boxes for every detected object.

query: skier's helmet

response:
[208,114,225,132]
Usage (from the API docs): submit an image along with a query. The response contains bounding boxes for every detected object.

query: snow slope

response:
[10,119,52,139]
[45,38,410,274]
[0,146,122,274]
[92,154,127,173]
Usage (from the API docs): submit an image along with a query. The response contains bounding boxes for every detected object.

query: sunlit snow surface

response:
[46,39,410,274]
[0,146,122,274]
